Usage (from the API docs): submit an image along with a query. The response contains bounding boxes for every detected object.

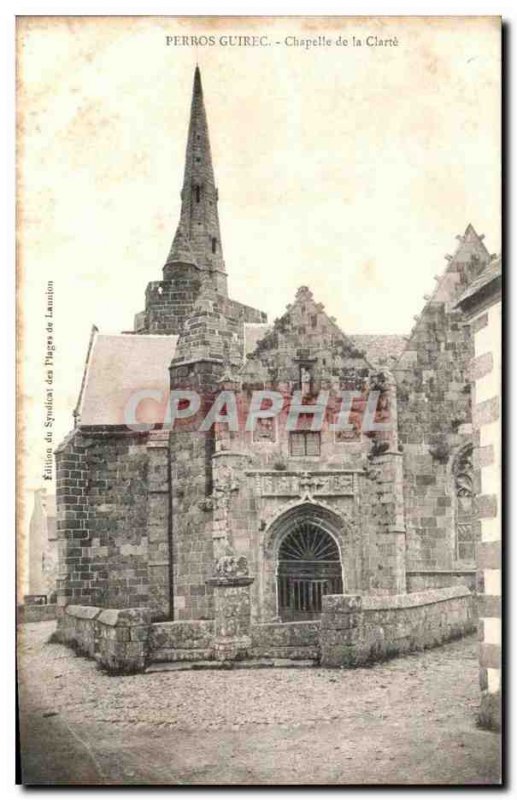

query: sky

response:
[17,16,501,589]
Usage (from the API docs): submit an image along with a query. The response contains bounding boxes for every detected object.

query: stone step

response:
[145,658,318,673]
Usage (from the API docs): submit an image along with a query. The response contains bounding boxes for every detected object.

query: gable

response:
[243,286,372,386]
[395,224,491,373]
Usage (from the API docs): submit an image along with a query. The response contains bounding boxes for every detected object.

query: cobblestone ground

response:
[18,622,501,785]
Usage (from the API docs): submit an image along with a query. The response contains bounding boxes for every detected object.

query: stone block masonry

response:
[56,429,172,618]
[406,569,476,592]
[96,608,152,673]
[56,605,151,674]
[319,587,475,668]
[207,573,254,661]
[56,586,475,673]
[455,257,502,731]
[394,226,491,574]
[250,621,320,661]
[57,604,102,658]
[17,604,58,623]
[150,620,214,662]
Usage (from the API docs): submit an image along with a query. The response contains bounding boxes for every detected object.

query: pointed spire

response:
[165,66,227,293]
[182,66,216,190]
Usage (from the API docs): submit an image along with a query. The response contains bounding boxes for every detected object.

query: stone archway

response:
[261,501,348,622]
[277,521,343,621]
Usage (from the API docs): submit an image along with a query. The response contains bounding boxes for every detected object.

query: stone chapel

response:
[56,66,497,625]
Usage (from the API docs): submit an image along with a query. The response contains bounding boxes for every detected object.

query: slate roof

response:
[78,333,177,427]
[348,335,407,368]
[243,323,271,356]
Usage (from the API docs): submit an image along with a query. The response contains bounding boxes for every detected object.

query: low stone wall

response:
[320,587,476,668]
[58,605,102,657]
[17,604,58,623]
[96,608,151,673]
[56,605,151,673]
[149,620,214,662]
[406,570,476,592]
[56,586,476,672]
[250,621,320,660]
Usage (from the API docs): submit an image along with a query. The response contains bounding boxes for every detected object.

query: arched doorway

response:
[277,519,343,621]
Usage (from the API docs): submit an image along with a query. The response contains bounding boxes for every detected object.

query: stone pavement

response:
[18,622,501,785]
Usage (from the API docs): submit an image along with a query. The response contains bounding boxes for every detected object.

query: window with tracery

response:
[454,446,475,561]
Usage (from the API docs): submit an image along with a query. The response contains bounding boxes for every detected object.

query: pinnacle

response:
[166,222,199,268]
[464,223,482,240]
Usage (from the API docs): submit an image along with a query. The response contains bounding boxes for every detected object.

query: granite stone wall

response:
[55,433,91,607]
[57,605,151,673]
[148,620,320,663]
[140,265,202,334]
[85,433,150,609]
[250,621,320,661]
[395,300,474,572]
[136,266,266,336]
[56,587,475,672]
[17,604,58,623]
[57,604,101,658]
[393,229,492,578]
[150,620,214,662]
[456,264,502,732]
[168,360,223,621]
[406,569,476,592]
[319,587,476,668]
[56,429,172,618]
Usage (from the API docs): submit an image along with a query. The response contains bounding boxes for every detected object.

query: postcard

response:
[17,15,502,785]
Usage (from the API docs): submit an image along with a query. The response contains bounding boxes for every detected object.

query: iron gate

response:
[277,521,343,621]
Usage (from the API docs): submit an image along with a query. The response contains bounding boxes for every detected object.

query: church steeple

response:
[165,66,227,294]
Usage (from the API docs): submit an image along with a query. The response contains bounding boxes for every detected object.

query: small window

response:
[195,185,201,203]
[211,237,217,254]
[453,446,475,562]
[289,431,321,457]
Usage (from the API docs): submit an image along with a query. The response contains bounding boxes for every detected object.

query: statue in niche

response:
[300,364,313,396]
[253,416,276,442]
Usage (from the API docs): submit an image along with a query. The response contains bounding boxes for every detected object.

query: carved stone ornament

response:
[428,434,451,463]
[213,553,250,579]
